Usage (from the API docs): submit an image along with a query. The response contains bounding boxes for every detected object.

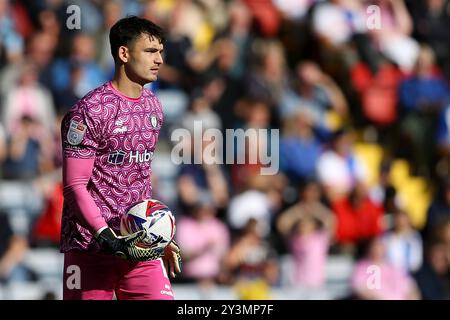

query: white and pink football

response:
[120,199,176,252]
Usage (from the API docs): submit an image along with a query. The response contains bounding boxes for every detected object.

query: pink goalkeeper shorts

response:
[63,250,174,300]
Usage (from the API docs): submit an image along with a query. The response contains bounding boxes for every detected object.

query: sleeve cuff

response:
[94,226,108,238]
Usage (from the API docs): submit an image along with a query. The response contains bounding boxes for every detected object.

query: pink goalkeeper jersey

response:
[61,81,163,252]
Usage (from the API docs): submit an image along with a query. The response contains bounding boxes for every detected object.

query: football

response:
[120,199,176,253]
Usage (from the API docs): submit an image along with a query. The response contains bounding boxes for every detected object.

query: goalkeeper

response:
[60,16,180,300]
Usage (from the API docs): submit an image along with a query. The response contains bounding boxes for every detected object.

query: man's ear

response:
[117,46,129,63]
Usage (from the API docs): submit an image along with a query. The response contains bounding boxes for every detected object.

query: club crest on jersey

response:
[150,114,159,129]
[67,120,87,145]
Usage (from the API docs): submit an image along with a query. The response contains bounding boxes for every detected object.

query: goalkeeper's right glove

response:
[96,228,163,262]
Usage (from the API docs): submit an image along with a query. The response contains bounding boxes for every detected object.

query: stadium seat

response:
[151,150,179,206]
[390,163,431,229]
[2,282,45,300]
[354,143,384,187]
[389,159,411,189]
[22,248,64,281]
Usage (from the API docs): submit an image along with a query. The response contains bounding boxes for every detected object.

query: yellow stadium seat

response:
[354,143,383,187]
[402,191,431,229]
[194,23,215,51]
[395,175,431,229]
[234,279,272,300]
[389,159,411,189]
[325,110,344,131]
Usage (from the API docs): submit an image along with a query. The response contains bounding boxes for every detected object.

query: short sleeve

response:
[61,101,102,159]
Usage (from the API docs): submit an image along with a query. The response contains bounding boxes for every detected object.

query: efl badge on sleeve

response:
[67,120,87,145]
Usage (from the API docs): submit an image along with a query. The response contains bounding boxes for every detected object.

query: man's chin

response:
[137,77,157,86]
[144,75,157,84]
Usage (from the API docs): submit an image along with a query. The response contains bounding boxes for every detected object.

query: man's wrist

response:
[95,226,109,238]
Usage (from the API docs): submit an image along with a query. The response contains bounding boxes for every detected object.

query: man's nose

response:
[155,53,163,65]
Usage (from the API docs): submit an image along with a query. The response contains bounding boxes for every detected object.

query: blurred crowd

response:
[1,0,450,300]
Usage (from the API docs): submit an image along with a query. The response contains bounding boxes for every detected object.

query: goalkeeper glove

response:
[96,228,163,262]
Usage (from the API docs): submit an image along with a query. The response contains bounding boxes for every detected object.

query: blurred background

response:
[0,0,450,300]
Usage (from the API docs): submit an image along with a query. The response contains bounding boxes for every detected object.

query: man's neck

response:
[111,72,144,99]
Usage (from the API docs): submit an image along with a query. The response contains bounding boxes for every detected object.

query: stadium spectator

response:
[350,237,420,300]
[413,240,450,300]
[279,109,322,184]
[316,128,368,200]
[95,0,122,79]
[351,60,403,129]
[227,174,282,238]
[180,92,222,133]
[423,178,450,242]
[432,218,450,262]
[1,61,56,136]
[277,179,333,239]
[53,62,84,115]
[312,0,366,47]
[368,160,400,214]
[2,115,54,180]
[331,182,384,249]
[24,32,57,90]
[30,181,63,248]
[399,45,449,113]
[224,218,279,286]
[230,99,274,191]
[366,0,420,73]
[175,193,230,285]
[277,179,334,288]
[243,0,281,37]
[245,40,288,112]
[411,0,450,78]
[311,0,366,81]
[288,214,332,288]
[280,61,348,132]
[214,0,254,80]
[49,33,107,98]
[0,0,24,68]
[382,209,423,274]
[0,211,32,283]
[399,45,450,174]
[176,137,229,213]
[36,8,61,44]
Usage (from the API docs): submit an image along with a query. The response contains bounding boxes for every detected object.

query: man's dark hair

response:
[109,16,165,62]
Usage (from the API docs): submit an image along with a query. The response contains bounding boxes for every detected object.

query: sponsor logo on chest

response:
[108,149,154,165]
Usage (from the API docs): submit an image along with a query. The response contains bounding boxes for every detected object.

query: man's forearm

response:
[63,157,108,234]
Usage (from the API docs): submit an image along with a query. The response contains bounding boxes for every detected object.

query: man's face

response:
[125,33,164,85]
